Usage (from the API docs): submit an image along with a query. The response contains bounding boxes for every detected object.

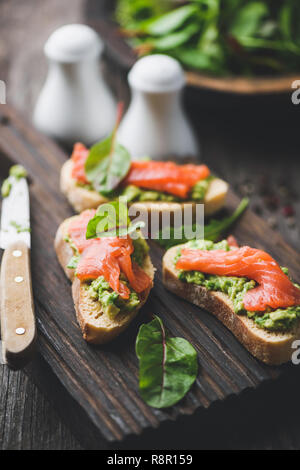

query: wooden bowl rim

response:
[185,71,299,94]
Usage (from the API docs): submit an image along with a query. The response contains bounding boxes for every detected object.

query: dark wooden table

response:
[0,0,300,450]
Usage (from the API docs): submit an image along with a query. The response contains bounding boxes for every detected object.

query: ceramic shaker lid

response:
[128,54,185,93]
[44,24,103,62]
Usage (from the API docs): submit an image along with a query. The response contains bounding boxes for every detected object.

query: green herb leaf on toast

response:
[204,197,249,241]
[157,197,249,249]
[85,103,131,196]
[86,200,144,239]
[136,316,198,408]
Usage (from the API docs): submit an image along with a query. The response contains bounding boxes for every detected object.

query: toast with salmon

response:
[163,239,300,365]
[55,209,154,344]
[61,144,228,215]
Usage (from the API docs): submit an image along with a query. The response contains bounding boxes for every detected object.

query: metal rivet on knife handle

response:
[14,276,24,283]
[12,250,22,258]
[15,327,25,335]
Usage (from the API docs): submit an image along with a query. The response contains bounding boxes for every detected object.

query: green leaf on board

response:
[136,316,198,408]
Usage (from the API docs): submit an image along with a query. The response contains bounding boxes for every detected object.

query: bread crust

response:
[163,246,300,365]
[54,215,155,344]
[61,159,228,216]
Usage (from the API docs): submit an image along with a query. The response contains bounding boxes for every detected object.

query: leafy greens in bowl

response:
[116,0,300,77]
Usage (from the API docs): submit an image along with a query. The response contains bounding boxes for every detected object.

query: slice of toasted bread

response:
[61,159,228,215]
[163,245,300,365]
[54,215,155,344]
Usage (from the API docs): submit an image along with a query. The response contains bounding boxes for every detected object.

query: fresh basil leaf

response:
[237,36,285,51]
[85,103,131,196]
[194,0,220,18]
[85,140,131,196]
[204,197,249,240]
[258,20,277,39]
[173,47,223,74]
[84,136,112,182]
[87,218,144,238]
[98,199,129,230]
[115,221,145,238]
[150,23,198,51]
[279,4,292,41]
[136,316,198,409]
[197,22,225,68]
[67,254,80,270]
[157,197,249,249]
[229,2,268,39]
[86,215,102,240]
[116,0,169,30]
[86,200,128,238]
[143,4,198,36]
[86,201,144,239]
[290,3,300,46]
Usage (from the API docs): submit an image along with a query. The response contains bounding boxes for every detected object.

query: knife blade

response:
[0,174,36,369]
[0,176,31,249]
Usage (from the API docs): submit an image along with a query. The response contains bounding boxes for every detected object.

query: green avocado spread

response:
[176,239,300,332]
[65,232,149,318]
[88,235,148,317]
[132,235,149,266]
[77,177,213,202]
[87,276,140,318]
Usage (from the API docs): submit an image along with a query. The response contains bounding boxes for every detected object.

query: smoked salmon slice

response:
[68,210,151,299]
[71,143,89,184]
[176,246,300,312]
[123,161,210,198]
[68,209,97,253]
[70,143,210,198]
[75,242,131,299]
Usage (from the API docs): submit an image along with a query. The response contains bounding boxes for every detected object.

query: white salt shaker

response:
[33,24,117,145]
[117,54,199,160]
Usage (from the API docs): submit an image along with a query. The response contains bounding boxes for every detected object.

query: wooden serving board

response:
[0,105,299,443]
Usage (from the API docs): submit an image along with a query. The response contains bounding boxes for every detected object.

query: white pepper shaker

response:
[33,24,117,145]
[117,54,199,160]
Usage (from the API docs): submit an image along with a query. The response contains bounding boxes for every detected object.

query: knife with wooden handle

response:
[0,174,36,369]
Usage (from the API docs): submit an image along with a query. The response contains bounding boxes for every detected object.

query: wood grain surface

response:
[1,0,300,451]
[0,104,299,444]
